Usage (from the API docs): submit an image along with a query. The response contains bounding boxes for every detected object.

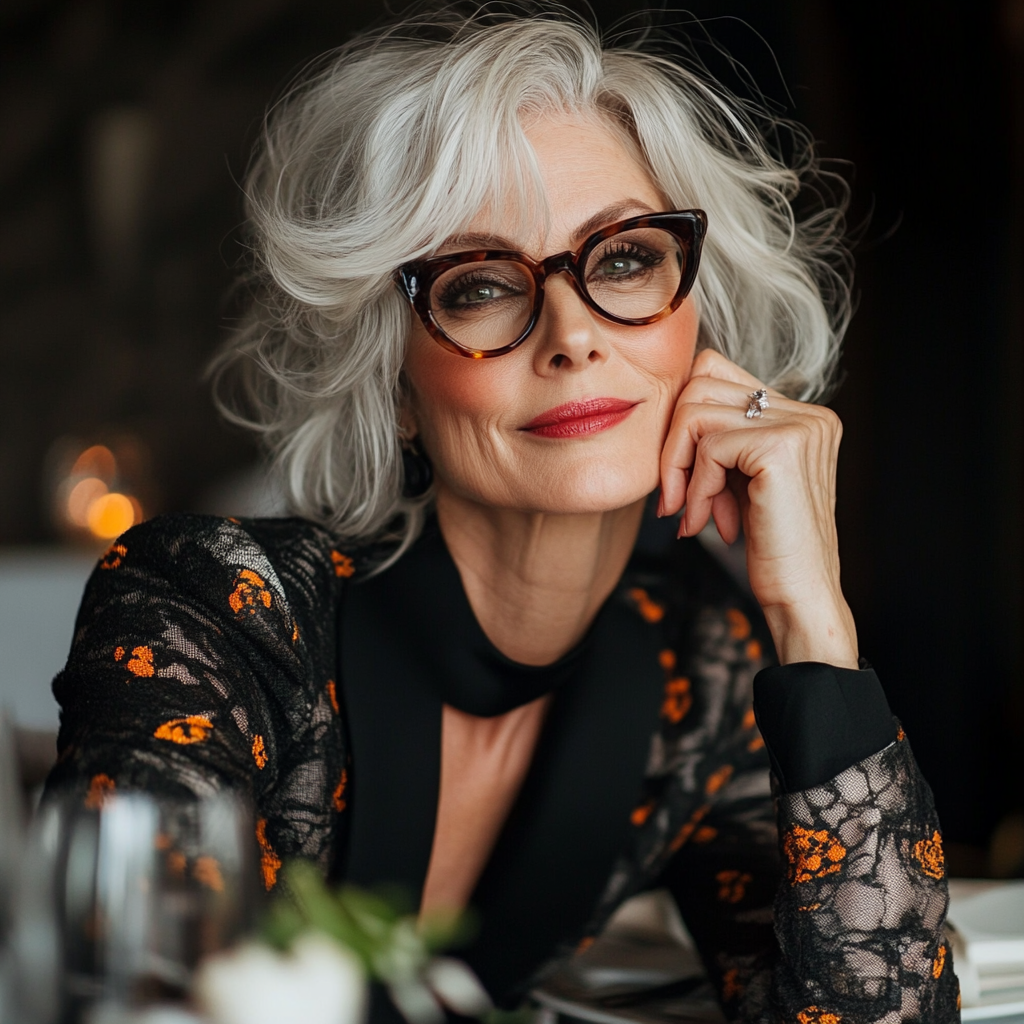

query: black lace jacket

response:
[46,514,960,1023]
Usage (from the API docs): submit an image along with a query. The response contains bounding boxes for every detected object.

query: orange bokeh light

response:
[87,492,137,539]
[71,444,117,483]
[67,477,109,527]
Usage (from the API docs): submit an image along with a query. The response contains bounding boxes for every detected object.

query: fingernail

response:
[677,517,687,539]
[656,495,665,518]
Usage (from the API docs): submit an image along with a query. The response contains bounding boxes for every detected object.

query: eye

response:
[587,242,664,283]
[433,265,531,315]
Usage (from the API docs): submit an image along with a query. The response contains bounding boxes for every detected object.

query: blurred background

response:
[0,0,1021,875]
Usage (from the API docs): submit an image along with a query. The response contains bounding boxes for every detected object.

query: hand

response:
[658,349,859,669]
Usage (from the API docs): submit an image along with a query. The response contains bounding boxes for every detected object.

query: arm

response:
[661,664,959,1023]
[45,514,348,883]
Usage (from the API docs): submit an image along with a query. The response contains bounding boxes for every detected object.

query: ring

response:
[745,388,769,419]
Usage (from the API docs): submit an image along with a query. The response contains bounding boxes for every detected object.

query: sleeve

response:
[660,663,960,1023]
[43,514,349,885]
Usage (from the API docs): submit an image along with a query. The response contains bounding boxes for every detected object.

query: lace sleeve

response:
[769,731,960,1023]
[44,514,348,885]
[659,733,959,1023]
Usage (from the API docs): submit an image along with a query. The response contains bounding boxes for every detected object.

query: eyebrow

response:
[440,199,659,255]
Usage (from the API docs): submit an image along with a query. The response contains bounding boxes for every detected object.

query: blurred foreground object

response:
[230,861,491,1024]
[7,791,254,1024]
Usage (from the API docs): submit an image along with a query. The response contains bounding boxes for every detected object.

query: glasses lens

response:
[583,227,685,320]
[428,260,535,351]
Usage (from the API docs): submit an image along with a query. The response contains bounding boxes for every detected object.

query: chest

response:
[336,577,666,997]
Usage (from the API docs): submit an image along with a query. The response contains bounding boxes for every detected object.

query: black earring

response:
[401,442,433,498]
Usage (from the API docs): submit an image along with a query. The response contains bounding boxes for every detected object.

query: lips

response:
[521,398,639,438]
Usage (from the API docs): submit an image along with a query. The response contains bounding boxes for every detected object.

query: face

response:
[401,111,700,515]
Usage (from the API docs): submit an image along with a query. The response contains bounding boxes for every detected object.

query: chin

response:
[504,463,657,516]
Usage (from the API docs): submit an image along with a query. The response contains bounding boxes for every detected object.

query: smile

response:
[520,398,640,438]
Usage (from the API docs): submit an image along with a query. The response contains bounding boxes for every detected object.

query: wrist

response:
[761,594,859,670]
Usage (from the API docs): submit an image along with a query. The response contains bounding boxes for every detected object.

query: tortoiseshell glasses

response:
[395,209,707,358]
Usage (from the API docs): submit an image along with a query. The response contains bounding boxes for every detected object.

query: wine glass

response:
[9,789,258,1024]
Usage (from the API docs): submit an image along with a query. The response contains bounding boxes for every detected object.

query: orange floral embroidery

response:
[694,825,718,844]
[331,550,355,578]
[631,800,655,827]
[932,942,947,979]
[670,804,710,852]
[228,569,272,615]
[256,818,281,890]
[661,677,692,723]
[896,725,906,741]
[114,646,125,661]
[194,855,225,893]
[154,715,213,745]
[291,621,300,642]
[914,830,945,880]
[797,1009,841,1024]
[716,869,752,903]
[252,734,268,770]
[745,638,762,660]
[659,649,677,672]
[99,543,127,570]
[705,764,734,795]
[721,967,743,1002]
[798,903,822,912]
[326,680,340,714]
[85,773,115,809]
[784,826,847,884]
[126,645,154,677]
[333,769,348,812]
[726,608,751,640]
[628,587,664,623]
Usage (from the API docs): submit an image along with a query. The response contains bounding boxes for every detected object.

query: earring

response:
[401,441,433,498]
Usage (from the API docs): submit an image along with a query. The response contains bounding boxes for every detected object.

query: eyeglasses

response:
[395,209,707,358]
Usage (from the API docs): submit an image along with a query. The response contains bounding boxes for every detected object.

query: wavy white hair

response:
[211,6,852,549]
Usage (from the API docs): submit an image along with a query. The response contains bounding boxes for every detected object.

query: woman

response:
[47,8,959,1022]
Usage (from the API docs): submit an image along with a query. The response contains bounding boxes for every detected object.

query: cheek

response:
[628,302,700,406]
[402,329,508,444]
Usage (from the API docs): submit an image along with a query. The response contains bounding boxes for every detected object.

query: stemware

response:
[9,789,257,1024]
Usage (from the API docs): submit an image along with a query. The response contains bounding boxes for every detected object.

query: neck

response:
[435,488,647,666]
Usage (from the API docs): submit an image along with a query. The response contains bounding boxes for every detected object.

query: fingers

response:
[676,426,761,536]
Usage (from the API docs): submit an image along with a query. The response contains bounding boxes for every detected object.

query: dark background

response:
[1,0,1021,873]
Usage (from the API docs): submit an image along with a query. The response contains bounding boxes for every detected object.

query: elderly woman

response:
[47,9,958,1023]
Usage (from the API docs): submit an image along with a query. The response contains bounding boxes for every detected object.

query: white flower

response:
[195,935,366,1024]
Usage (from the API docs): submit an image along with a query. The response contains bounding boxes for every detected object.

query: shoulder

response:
[78,513,376,650]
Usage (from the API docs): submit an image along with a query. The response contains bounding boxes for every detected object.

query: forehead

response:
[458,109,667,253]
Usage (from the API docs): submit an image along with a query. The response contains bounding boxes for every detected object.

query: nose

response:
[530,271,609,373]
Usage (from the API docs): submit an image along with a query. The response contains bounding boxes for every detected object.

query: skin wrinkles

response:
[407,109,858,915]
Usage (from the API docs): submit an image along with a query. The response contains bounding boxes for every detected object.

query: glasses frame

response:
[395,209,708,359]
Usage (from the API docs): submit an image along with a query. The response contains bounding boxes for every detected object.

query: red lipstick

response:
[521,398,639,438]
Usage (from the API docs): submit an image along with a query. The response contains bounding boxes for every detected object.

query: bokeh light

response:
[48,436,151,545]
[86,492,136,539]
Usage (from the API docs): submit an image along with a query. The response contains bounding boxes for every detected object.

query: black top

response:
[338,517,895,1005]
[44,513,960,1024]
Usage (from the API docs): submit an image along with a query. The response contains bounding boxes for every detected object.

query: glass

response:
[8,790,257,1024]
[396,209,707,358]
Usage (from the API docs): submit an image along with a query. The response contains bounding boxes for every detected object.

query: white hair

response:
[211,6,852,549]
